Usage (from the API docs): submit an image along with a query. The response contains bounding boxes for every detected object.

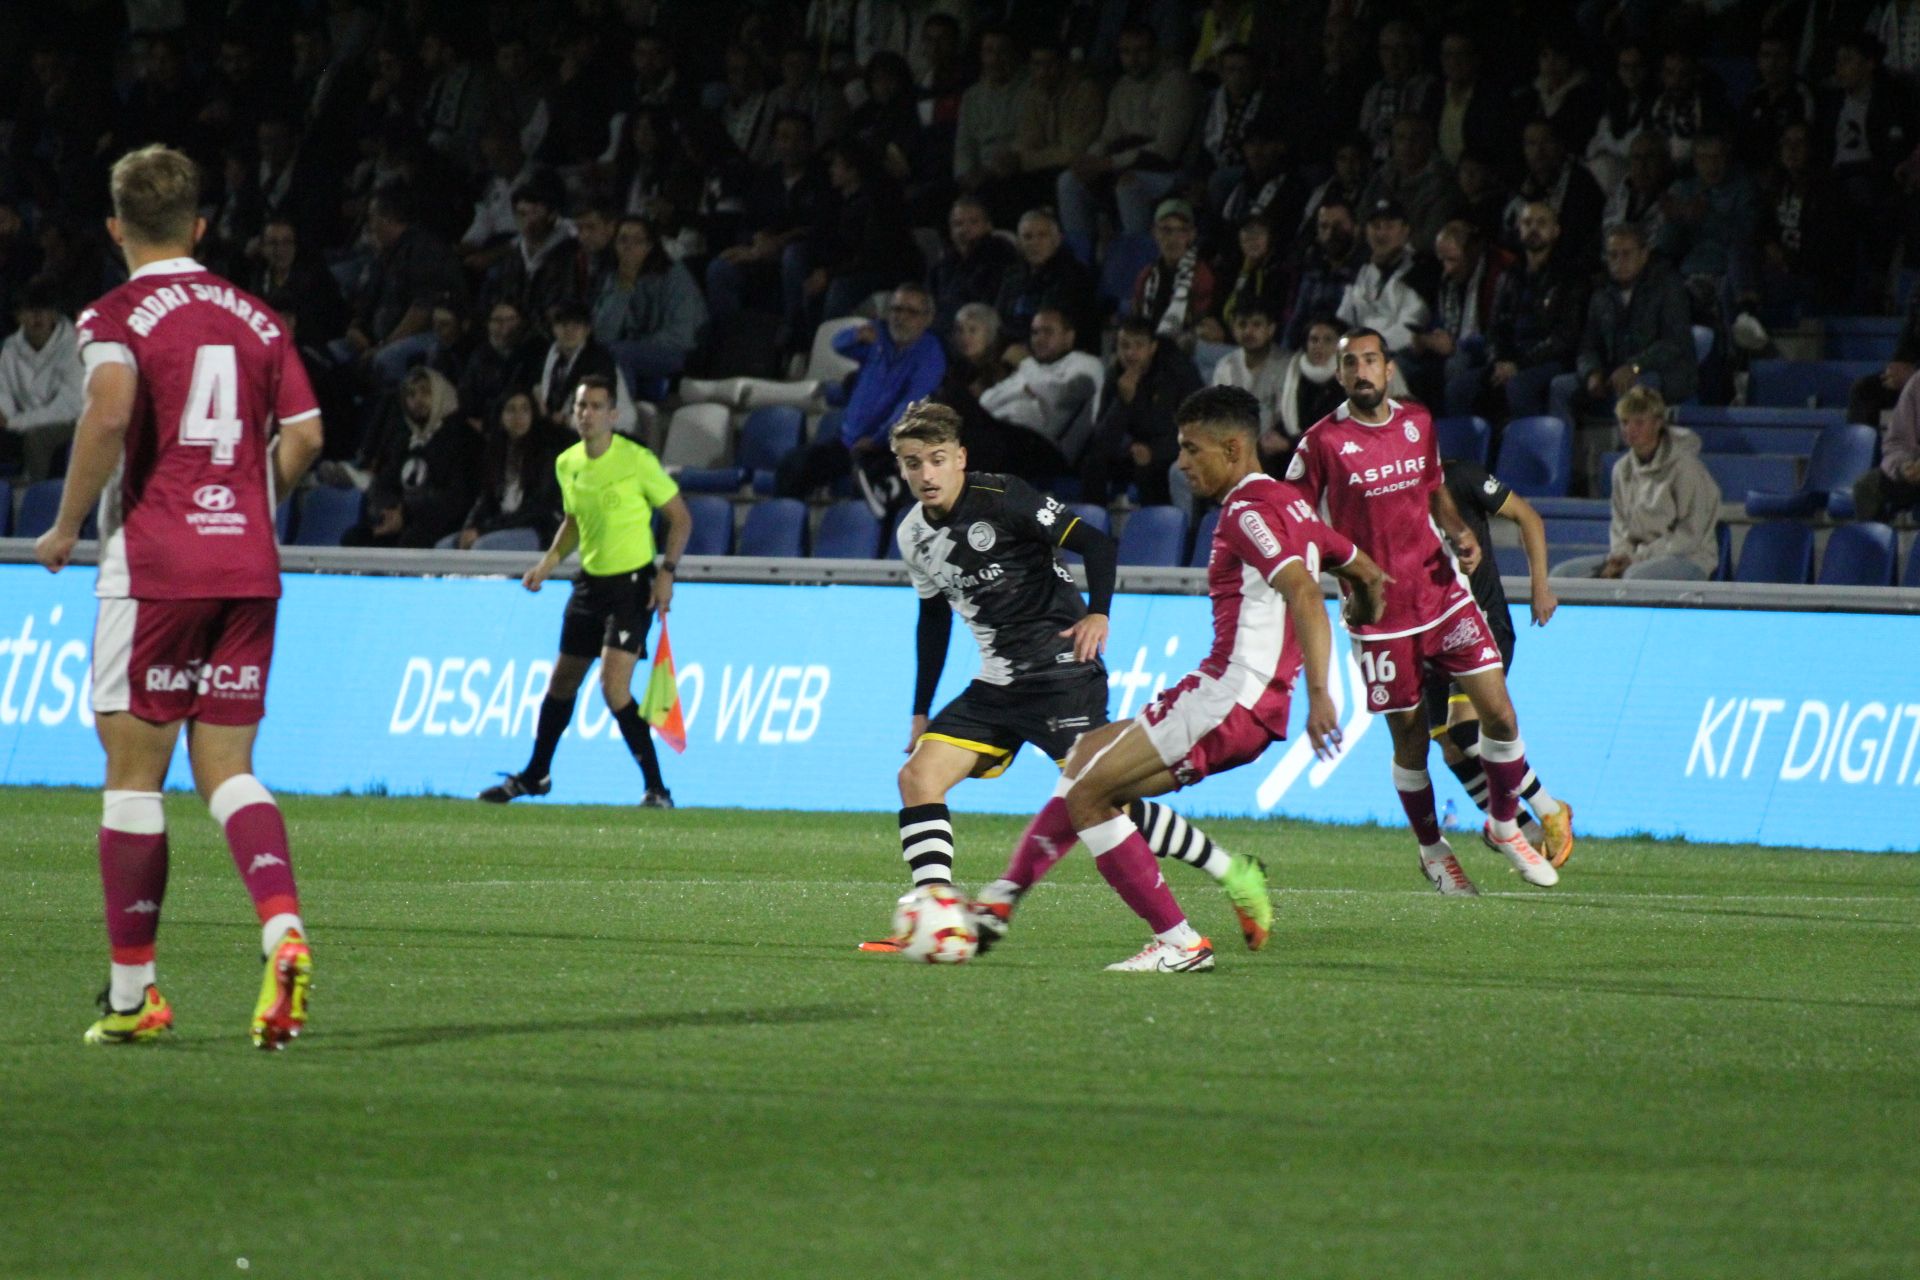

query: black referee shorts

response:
[559,566,657,660]
[1423,614,1516,733]
[921,667,1108,778]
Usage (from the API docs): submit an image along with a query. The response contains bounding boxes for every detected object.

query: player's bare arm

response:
[1494,491,1558,625]
[271,417,325,500]
[1275,559,1342,760]
[35,363,137,573]
[1430,482,1481,574]
[652,494,693,614]
[525,515,579,591]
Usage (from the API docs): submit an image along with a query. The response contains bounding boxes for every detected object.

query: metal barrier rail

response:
[3,539,1919,614]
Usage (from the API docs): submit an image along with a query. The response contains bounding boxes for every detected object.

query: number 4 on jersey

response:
[180,345,243,465]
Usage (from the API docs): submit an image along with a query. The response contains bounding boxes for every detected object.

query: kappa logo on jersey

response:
[193,483,236,512]
[124,899,160,915]
[1238,510,1283,559]
[1439,615,1482,652]
[1340,441,1363,456]
[1404,422,1420,443]
[1479,646,1498,660]
[968,521,997,551]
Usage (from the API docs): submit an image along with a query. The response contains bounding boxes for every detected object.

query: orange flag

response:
[640,618,688,753]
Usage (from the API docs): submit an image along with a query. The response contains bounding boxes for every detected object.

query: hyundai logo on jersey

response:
[193,484,237,511]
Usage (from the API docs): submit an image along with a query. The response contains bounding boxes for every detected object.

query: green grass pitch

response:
[2,789,1917,1279]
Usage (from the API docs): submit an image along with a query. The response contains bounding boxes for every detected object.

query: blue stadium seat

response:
[812,500,882,558]
[1116,506,1188,567]
[1691,324,1714,366]
[631,375,671,404]
[1823,315,1903,361]
[1493,545,1533,577]
[0,479,11,536]
[740,405,805,496]
[738,497,807,557]
[292,487,363,547]
[1526,496,1611,519]
[1057,502,1111,567]
[1434,415,1491,465]
[1906,537,1920,587]
[1734,520,1815,583]
[1595,450,1624,498]
[1099,233,1158,313]
[1826,488,1857,520]
[1187,507,1220,568]
[1714,521,1733,581]
[1747,359,1882,408]
[1543,516,1612,547]
[1744,423,1878,517]
[1494,416,1572,496]
[676,466,747,493]
[811,407,844,443]
[1818,522,1897,586]
[1688,425,1821,456]
[1702,453,1801,498]
[1675,404,1847,429]
[1063,231,1094,267]
[15,481,65,539]
[884,505,911,560]
[472,526,543,553]
[684,495,734,556]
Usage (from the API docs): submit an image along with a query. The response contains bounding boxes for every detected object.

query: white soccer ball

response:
[891,885,979,964]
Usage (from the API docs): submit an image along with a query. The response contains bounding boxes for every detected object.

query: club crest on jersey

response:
[968,521,997,551]
[193,483,236,512]
[1238,511,1282,559]
[1483,477,1501,495]
[1440,615,1482,651]
[1404,422,1420,442]
[1284,451,1306,481]
[1369,685,1389,707]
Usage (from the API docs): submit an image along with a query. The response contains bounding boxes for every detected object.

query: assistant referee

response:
[480,373,692,807]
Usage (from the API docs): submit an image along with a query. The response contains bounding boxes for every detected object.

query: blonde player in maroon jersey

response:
[34,146,325,1049]
[978,387,1387,970]
[1287,328,1559,894]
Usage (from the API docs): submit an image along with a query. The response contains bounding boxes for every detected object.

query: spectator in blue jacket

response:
[774,282,946,500]
[592,215,708,392]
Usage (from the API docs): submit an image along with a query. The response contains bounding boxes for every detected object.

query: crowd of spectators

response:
[2,0,1919,532]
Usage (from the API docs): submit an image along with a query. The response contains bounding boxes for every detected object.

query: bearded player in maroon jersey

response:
[35,145,325,1049]
[1288,329,1559,895]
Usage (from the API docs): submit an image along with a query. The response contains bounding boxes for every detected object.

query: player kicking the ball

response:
[870,401,1275,953]
[975,386,1386,970]
[36,146,325,1048]
[1287,328,1559,894]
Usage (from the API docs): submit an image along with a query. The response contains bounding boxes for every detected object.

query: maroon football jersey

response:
[1198,474,1356,733]
[1287,398,1472,638]
[76,258,319,599]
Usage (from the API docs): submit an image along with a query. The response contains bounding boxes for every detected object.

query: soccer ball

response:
[891,885,979,964]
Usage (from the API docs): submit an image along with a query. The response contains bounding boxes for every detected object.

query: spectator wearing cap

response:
[1283,195,1366,350]
[1056,22,1198,244]
[1335,197,1437,365]
[995,208,1099,357]
[1358,20,1440,162]
[1551,223,1695,428]
[492,170,580,339]
[1130,199,1216,349]
[536,299,639,437]
[1551,386,1719,581]
[1356,114,1461,251]
[1503,118,1606,266]
[1479,200,1591,420]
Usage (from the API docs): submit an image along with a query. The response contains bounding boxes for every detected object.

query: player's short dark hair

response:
[890,400,962,449]
[576,373,617,403]
[1340,326,1391,357]
[511,168,564,212]
[110,144,200,246]
[1175,386,1261,443]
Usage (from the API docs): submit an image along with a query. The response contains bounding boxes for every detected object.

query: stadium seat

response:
[811,408,844,444]
[1817,522,1897,586]
[662,403,732,469]
[1063,231,1094,267]
[1746,359,1881,408]
[1734,520,1815,583]
[1675,405,1847,429]
[471,527,543,553]
[1187,507,1220,568]
[1434,415,1491,465]
[884,505,911,560]
[0,479,12,536]
[1691,324,1714,366]
[276,500,293,544]
[1714,521,1733,581]
[1823,315,1902,361]
[1905,539,1920,587]
[812,500,882,558]
[1526,496,1611,519]
[1744,423,1877,517]
[1099,233,1158,314]
[1116,506,1188,567]
[739,405,805,496]
[738,497,807,557]
[1826,488,1857,520]
[1687,425,1821,456]
[1543,516,1612,547]
[1492,545,1532,577]
[1493,416,1573,496]
[804,317,864,384]
[1057,502,1111,567]
[1702,453,1801,498]
[675,466,748,493]
[14,481,65,539]
[684,495,734,556]
[292,487,363,547]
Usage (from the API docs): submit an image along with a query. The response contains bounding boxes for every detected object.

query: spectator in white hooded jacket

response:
[0,280,84,480]
[1553,386,1721,581]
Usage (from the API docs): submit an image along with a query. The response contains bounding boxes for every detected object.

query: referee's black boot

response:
[640,789,675,809]
[478,772,552,803]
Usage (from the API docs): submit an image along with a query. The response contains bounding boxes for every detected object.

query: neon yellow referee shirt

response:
[554,435,680,576]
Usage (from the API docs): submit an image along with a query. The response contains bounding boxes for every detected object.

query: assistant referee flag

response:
[641,619,687,753]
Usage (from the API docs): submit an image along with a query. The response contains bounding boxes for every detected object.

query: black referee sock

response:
[1130,800,1231,880]
[610,700,668,795]
[524,693,576,782]
[898,803,955,886]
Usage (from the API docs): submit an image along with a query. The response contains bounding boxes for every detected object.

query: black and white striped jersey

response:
[897,472,1097,685]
